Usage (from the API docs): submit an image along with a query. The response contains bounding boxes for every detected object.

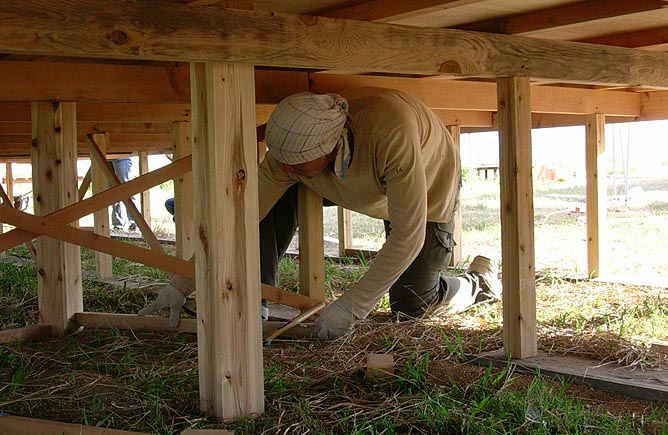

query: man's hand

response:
[138,284,186,327]
[313,298,358,340]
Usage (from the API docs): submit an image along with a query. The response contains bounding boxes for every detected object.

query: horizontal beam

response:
[0,61,309,104]
[311,74,641,116]
[0,102,191,122]
[2,0,668,87]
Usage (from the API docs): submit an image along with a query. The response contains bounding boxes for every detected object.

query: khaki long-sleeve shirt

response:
[258,87,460,318]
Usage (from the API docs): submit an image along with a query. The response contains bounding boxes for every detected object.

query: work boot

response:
[466,255,502,303]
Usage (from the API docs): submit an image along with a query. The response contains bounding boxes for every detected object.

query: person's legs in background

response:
[259,185,299,320]
[110,157,138,230]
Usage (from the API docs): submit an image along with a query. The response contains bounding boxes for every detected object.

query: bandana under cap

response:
[266,92,349,172]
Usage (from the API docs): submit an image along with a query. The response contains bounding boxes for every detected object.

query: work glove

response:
[313,297,359,340]
[138,283,186,327]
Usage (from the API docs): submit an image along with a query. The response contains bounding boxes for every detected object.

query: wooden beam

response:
[31,101,82,336]
[0,61,309,105]
[172,121,194,260]
[578,26,668,49]
[297,184,325,302]
[496,77,537,359]
[321,0,485,22]
[0,61,190,103]
[190,62,263,418]
[310,74,641,116]
[0,102,191,123]
[2,1,668,87]
[456,0,668,35]
[91,132,113,279]
[585,114,609,278]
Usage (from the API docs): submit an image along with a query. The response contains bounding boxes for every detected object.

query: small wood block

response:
[650,340,668,354]
[366,353,394,378]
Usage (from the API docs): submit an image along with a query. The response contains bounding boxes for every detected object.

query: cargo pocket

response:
[423,222,455,271]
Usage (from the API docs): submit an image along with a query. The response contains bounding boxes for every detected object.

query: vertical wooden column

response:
[298,184,325,302]
[172,121,194,260]
[585,114,608,278]
[337,207,353,257]
[446,125,463,266]
[31,102,82,336]
[138,151,151,228]
[5,163,13,208]
[190,62,263,419]
[496,77,537,359]
[91,132,112,279]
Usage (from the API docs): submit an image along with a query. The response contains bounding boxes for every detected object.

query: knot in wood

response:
[299,15,318,26]
[226,281,233,291]
[236,169,246,181]
[439,60,462,74]
[108,30,128,45]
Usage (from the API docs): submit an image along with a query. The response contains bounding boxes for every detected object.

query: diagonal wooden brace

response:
[86,133,163,253]
[0,155,192,253]
[0,205,320,311]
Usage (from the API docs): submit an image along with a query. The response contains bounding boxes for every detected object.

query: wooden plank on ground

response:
[0,325,51,343]
[31,101,82,336]
[496,77,537,359]
[297,184,325,302]
[585,113,608,278]
[0,415,156,435]
[75,312,314,339]
[472,350,668,400]
[191,61,264,418]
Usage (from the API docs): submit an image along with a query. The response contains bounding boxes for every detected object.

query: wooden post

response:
[5,162,13,207]
[446,125,463,266]
[337,207,352,257]
[298,184,325,302]
[190,62,264,419]
[172,121,194,260]
[31,101,82,335]
[585,114,608,278]
[496,77,537,359]
[138,151,151,228]
[91,132,112,279]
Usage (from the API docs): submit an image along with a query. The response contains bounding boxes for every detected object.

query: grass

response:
[0,175,667,434]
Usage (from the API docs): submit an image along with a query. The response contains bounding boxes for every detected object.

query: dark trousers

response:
[260,186,455,317]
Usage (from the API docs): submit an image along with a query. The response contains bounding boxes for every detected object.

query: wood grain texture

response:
[0,415,153,435]
[0,155,192,252]
[585,113,608,278]
[91,132,113,279]
[172,121,195,260]
[31,101,83,335]
[297,184,325,302]
[497,77,537,359]
[2,0,668,87]
[190,62,263,418]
